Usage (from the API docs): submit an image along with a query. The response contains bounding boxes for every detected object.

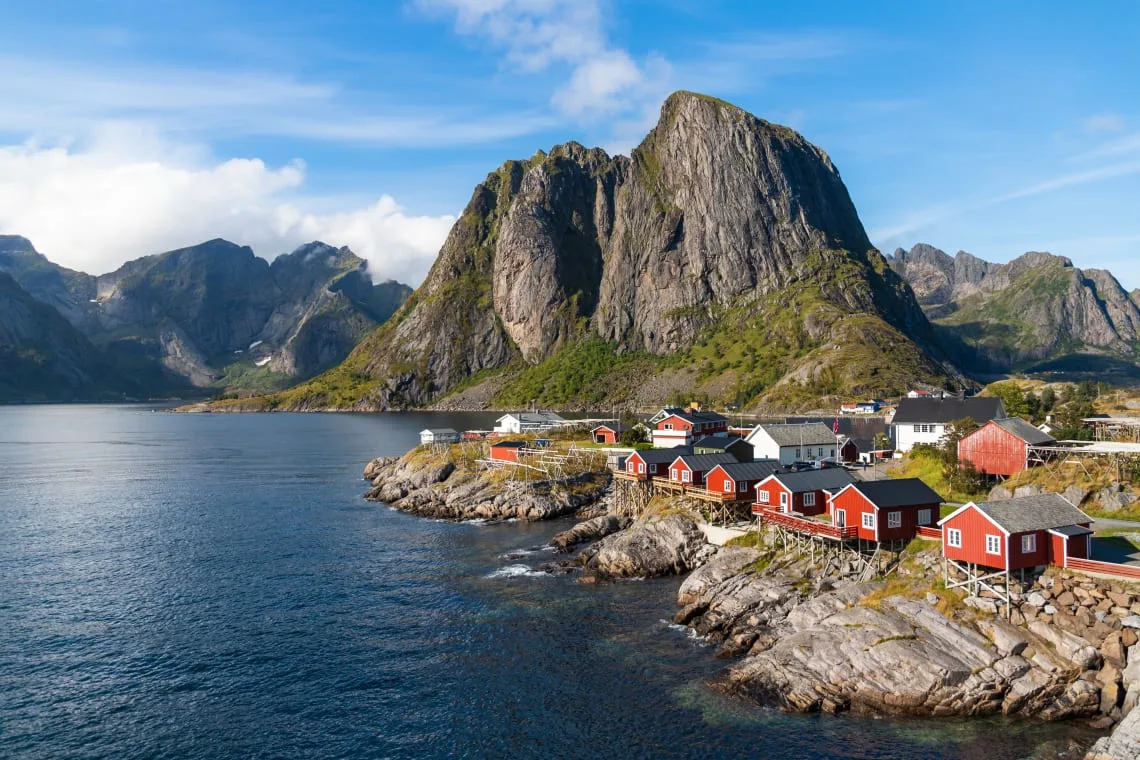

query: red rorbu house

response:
[668,453,738,487]
[704,460,783,499]
[828,478,943,543]
[591,423,628,445]
[651,410,730,448]
[488,440,527,463]
[939,493,1092,573]
[754,468,855,517]
[957,417,1056,478]
[623,447,691,480]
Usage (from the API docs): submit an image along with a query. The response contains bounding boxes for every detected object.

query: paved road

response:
[1091,516,1140,533]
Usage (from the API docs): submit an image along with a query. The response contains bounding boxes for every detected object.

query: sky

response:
[1,1,1138,288]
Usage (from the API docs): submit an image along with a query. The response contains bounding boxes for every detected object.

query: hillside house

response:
[623,447,692,480]
[692,435,753,462]
[840,401,880,415]
[651,410,730,448]
[668,453,738,486]
[939,494,1091,572]
[420,428,461,446]
[704,460,783,498]
[957,418,1055,477]
[493,412,566,435]
[828,479,943,541]
[891,396,1005,453]
[746,423,837,465]
[489,441,527,463]
[754,468,855,517]
[838,437,893,464]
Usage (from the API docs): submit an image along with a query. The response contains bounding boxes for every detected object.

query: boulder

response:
[1097,485,1137,514]
[1087,699,1140,759]
[1028,621,1100,670]
[977,619,1030,656]
[550,514,631,552]
[1064,485,1091,507]
[584,514,713,580]
[677,547,763,606]
[1014,484,1046,498]
[989,485,1014,501]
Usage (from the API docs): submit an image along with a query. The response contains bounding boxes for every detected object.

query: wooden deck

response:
[755,507,857,540]
[610,471,752,503]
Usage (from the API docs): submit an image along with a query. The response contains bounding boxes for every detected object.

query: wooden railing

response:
[916,526,942,540]
[756,508,858,540]
[1066,557,1140,580]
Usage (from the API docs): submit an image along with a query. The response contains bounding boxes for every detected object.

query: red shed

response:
[939,493,1091,571]
[592,424,628,445]
[668,453,737,486]
[828,478,943,542]
[489,440,526,463]
[704,460,782,498]
[754,468,854,517]
[957,418,1055,477]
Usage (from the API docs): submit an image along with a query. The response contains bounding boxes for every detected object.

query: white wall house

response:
[493,412,566,435]
[745,423,838,465]
[420,428,461,446]
[891,397,1005,453]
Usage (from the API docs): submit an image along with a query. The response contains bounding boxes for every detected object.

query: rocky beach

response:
[364,446,1140,758]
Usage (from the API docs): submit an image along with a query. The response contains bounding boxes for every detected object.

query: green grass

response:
[888,450,984,505]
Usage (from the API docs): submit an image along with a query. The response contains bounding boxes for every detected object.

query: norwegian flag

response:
[833,418,840,435]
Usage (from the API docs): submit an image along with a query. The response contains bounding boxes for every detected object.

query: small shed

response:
[420,428,461,446]
[939,493,1091,572]
[957,417,1055,477]
[592,423,628,445]
[489,440,527,463]
[829,478,943,542]
[754,468,855,517]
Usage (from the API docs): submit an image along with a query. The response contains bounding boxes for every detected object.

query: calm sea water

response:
[0,405,1091,759]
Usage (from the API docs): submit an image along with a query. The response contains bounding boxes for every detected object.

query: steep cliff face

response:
[261,91,950,412]
[891,245,1140,373]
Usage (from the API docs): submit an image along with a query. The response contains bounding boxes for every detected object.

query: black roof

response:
[850,478,944,508]
[593,422,629,433]
[892,397,1005,425]
[491,440,527,448]
[674,453,739,470]
[768,468,855,493]
[713,460,783,481]
[664,410,729,424]
[629,446,693,464]
[1050,524,1093,537]
[693,435,748,450]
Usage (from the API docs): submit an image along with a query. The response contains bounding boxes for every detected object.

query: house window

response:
[723,480,733,493]
[1021,534,1036,554]
[648,464,657,474]
[913,424,922,433]
[794,447,802,458]
[682,471,691,483]
[985,534,1001,555]
[664,423,673,430]
[803,492,816,507]
[947,528,962,547]
[739,481,747,492]
[759,490,769,504]
[779,492,788,507]
[918,508,931,525]
[671,468,678,480]
[862,512,876,529]
[887,511,901,529]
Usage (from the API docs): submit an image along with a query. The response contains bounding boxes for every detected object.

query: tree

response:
[620,427,647,446]
[1040,386,1056,413]
[988,381,1028,418]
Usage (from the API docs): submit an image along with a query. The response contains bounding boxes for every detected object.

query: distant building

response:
[839,436,894,464]
[650,410,729,448]
[839,401,880,415]
[891,397,1005,453]
[692,435,753,462]
[957,418,1055,477]
[745,423,837,465]
[591,423,628,445]
[489,441,527,463]
[420,428,461,446]
[623,447,692,479]
[493,411,566,435]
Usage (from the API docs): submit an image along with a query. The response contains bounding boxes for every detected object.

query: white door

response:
[835,509,846,528]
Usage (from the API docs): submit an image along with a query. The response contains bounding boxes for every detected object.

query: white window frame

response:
[887,511,901,529]
[671,468,679,480]
[947,528,962,548]
[779,492,789,507]
[759,490,770,504]
[1021,534,1036,554]
[862,512,875,529]
[835,509,846,527]
[664,423,673,430]
[738,480,747,493]
[723,480,733,493]
[985,534,1001,555]
[918,508,931,525]
[648,464,657,474]
[803,492,816,507]
[681,470,691,483]
[913,424,922,433]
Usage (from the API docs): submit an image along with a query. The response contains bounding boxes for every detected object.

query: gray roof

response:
[674,453,739,471]
[664,410,729,425]
[992,417,1055,445]
[499,411,565,423]
[422,428,459,436]
[754,423,836,447]
[850,478,944,508]
[769,468,855,493]
[966,493,1089,534]
[713,460,783,481]
[892,397,1004,425]
[693,435,749,451]
[1050,524,1093,537]
[630,446,693,465]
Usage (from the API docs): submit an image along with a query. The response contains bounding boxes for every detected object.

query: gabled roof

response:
[421,428,460,435]
[673,453,739,471]
[693,435,749,451]
[848,478,944,508]
[593,423,629,433]
[712,460,783,482]
[490,440,527,449]
[628,446,693,465]
[661,410,729,425]
[942,493,1089,534]
[765,468,855,493]
[892,397,1004,425]
[497,411,565,423]
[991,417,1055,445]
[749,423,836,447]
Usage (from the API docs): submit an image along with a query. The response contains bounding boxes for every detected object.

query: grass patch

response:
[725,531,765,549]
[887,450,986,504]
[870,634,919,647]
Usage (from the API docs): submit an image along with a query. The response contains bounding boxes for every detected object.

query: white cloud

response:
[0,133,453,285]
[1082,113,1125,133]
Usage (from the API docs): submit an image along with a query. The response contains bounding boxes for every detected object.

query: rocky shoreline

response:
[363,449,1140,758]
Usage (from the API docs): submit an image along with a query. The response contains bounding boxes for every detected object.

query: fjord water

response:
[1,406,1086,759]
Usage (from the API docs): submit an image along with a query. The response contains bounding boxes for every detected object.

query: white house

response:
[745,423,838,465]
[420,428,461,446]
[891,396,1005,453]
[492,412,566,435]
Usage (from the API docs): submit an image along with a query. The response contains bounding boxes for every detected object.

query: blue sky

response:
[0,1,1138,288]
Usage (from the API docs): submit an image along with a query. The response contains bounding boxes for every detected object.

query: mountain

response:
[0,235,412,399]
[890,244,1140,377]
[0,272,139,402]
[244,91,954,413]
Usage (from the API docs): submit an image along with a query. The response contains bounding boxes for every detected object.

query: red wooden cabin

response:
[828,478,943,541]
[623,447,691,480]
[668,453,738,486]
[704,460,782,498]
[592,424,627,445]
[939,493,1091,571]
[957,418,1055,477]
[754,468,855,517]
[489,441,526,463]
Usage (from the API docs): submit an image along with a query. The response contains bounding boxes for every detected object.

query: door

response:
[835,509,846,528]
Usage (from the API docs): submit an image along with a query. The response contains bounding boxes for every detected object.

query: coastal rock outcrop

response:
[581,514,714,581]
[551,514,631,552]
